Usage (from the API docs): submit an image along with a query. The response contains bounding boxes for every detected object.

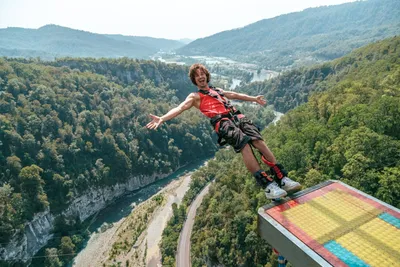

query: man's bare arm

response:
[146,93,196,130]
[222,89,267,106]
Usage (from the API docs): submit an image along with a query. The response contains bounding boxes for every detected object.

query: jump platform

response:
[258,180,400,267]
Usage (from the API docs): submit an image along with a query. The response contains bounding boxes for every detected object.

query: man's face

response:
[194,69,208,89]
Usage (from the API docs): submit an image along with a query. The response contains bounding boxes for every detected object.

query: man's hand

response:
[146,114,163,130]
[255,95,267,106]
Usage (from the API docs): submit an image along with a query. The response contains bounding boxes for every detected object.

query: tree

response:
[6,155,22,176]
[19,165,48,218]
[44,248,63,267]
[0,184,15,243]
[58,236,75,262]
[377,167,400,208]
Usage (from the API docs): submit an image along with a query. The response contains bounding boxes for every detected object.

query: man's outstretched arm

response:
[146,93,196,130]
[223,90,266,106]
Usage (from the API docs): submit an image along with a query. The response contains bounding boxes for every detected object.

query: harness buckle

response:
[210,114,223,127]
[232,113,240,126]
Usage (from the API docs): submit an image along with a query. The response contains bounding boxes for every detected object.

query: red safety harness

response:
[198,87,244,145]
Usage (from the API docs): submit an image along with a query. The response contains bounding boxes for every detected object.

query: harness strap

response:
[212,114,245,147]
[214,118,229,134]
[198,86,236,112]
[261,156,288,180]
[199,87,244,147]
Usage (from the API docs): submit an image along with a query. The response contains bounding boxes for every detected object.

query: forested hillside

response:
[188,36,400,266]
[241,36,400,113]
[0,25,184,60]
[0,57,217,246]
[178,0,400,70]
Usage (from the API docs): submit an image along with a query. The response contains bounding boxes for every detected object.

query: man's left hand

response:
[255,95,267,106]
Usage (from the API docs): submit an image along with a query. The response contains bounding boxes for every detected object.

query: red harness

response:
[198,87,244,134]
[198,88,231,118]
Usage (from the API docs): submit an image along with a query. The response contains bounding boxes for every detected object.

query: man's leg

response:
[217,119,286,198]
[251,140,301,193]
[241,144,287,199]
[241,144,261,173]
[251,139,276,164]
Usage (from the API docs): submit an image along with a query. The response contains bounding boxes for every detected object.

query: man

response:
[146,63,301,199]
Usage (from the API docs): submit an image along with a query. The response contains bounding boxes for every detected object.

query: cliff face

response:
[0,172,169,263]
[0,210,54,263]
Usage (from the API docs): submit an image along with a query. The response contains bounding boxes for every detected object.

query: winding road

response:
[176,183,212,267]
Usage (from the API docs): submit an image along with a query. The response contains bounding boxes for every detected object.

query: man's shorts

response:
[216,116,263,153]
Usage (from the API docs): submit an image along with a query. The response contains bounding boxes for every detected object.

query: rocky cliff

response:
[0,172,170,263]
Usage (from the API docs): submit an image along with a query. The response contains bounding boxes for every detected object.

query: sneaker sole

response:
[283,184,302,194]
[265,191,287,199]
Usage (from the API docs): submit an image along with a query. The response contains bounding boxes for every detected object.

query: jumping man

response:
[146,63,301,199]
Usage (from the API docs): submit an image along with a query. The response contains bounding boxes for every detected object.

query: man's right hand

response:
[146,114,163,130]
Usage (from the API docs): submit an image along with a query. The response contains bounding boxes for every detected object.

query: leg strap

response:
[261,156,288,183]
[253,170,273,188]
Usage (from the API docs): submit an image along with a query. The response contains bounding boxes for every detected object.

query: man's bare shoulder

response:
[188,92,200,100]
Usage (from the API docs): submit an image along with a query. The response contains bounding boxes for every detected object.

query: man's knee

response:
[240,143,252,153]
[252,139,263,144]
[235,136,252,153]
[251,139,269,150]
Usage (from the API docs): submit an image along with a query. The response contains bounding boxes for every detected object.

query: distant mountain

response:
[178,0,400,70]
[178,38,193,44]
[105,34,184,51]
[0,24,185,60]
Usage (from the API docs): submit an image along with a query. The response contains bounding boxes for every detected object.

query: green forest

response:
[0,57,220,248]
[161,36,400,266]
[178,0,400,70]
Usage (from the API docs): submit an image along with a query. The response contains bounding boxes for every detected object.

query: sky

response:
[0,0,357,40]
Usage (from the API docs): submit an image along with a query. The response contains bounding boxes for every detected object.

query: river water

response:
[86,159,209,233]
[271,110,284,125]
[68,158,209,267]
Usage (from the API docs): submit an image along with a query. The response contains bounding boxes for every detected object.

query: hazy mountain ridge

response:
[105,34,185,51]
[1,0,398,68]
[0,24,185,60]
[178,0,400,69]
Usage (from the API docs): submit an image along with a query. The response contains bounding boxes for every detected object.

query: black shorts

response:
[216,116,263,153]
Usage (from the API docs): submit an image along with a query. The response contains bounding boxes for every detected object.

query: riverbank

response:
[73,173,193,267]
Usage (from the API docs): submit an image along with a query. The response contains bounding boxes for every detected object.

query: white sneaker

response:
[280,177,302,193]
[265,182,287,199]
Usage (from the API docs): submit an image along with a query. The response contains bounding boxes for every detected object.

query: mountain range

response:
[0,0,399,69]
[0,24,185,60]
[178,0,400,69]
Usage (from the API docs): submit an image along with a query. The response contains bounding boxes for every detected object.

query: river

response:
[88,160,209,232]
[70,158,209,266]
[271,110,284,125]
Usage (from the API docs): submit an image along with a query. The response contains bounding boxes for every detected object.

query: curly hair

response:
[188,63,210,86]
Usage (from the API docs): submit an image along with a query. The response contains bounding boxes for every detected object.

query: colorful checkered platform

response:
[260,181,400,267]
